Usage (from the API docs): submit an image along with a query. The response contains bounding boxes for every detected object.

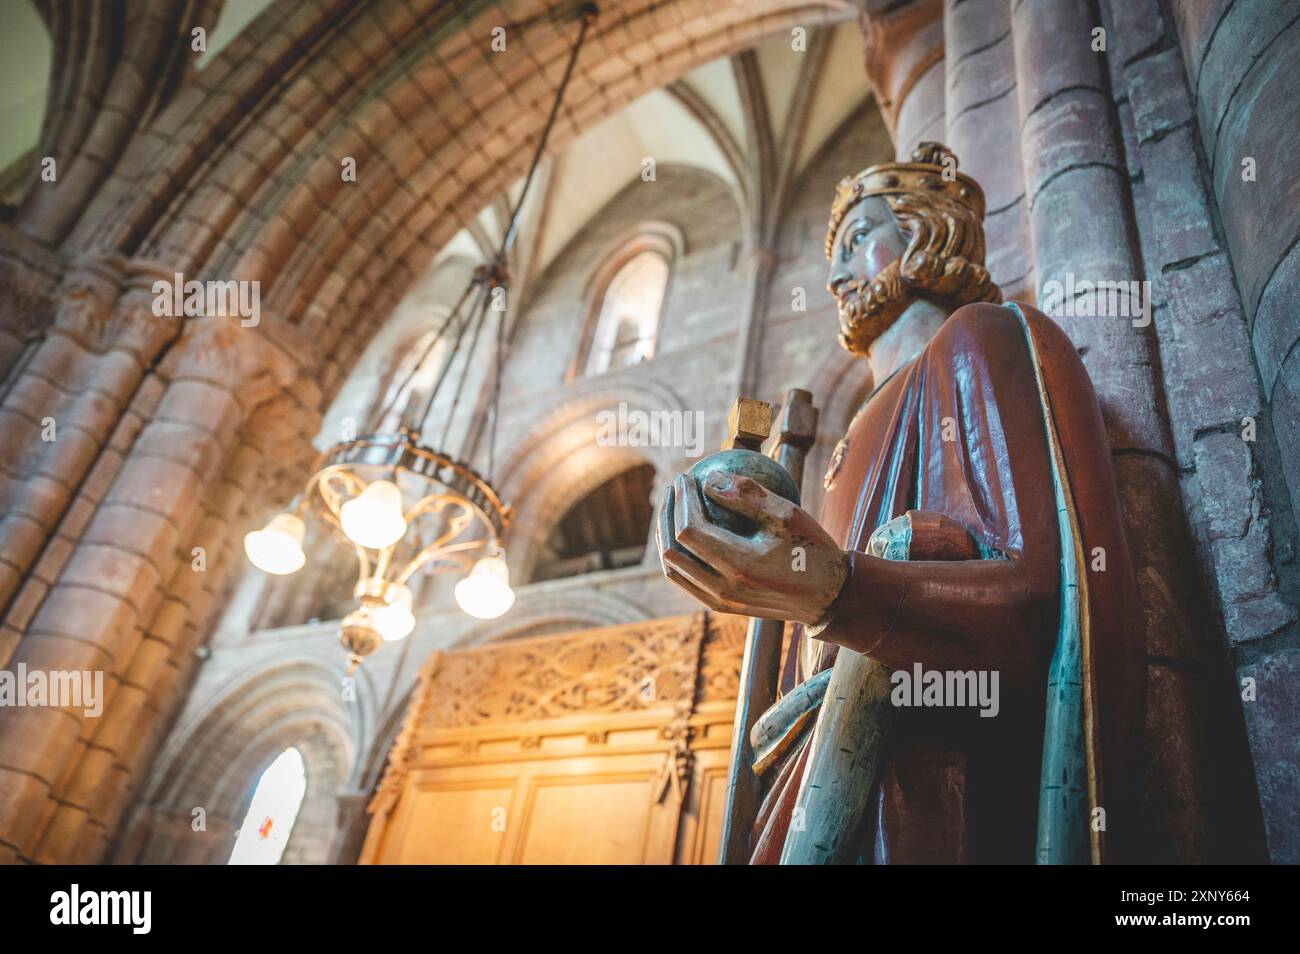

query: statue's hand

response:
[657,471,849,626]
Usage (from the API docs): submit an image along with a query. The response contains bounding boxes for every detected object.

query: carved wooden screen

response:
[359,612,746,864]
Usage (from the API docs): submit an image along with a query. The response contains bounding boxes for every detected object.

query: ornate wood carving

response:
[360,612,747,864]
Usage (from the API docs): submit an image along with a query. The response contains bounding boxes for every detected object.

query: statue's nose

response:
[828,267,852,296]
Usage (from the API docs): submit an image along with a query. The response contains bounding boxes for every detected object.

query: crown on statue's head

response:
[824,142,987,259]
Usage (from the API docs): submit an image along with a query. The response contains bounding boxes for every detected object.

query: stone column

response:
[0,294,319,862]
[1010,0,1229,862]
[941,0,1032,300]
[0,261,179,859]
[1162,0,1300,863]
[732,245,780,398]
[0,258,178,630]
[860,0,946,159]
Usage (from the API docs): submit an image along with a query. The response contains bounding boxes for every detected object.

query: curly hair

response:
[835,189,1002,355]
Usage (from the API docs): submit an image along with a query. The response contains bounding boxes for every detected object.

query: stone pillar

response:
[732,244,780,398]
[941,0,1033,300]
[0,261,178,859]
[1164,0,1300,863]
[1010,0,1235,862]
[0,294,319,862]
[860,0,946,159]
[0,258,177,630]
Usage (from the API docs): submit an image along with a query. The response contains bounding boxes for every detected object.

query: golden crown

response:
[824,142,987,259]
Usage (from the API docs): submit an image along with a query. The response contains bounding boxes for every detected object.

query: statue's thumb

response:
[703,472,781,526]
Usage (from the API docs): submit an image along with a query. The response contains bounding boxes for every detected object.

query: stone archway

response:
[112,657,366,864]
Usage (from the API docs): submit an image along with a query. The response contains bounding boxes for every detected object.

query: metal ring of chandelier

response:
[245,429,518,670]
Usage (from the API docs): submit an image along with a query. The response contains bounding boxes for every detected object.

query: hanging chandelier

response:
[244,3,598,670]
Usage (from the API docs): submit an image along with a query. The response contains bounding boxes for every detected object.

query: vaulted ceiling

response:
[2,0,872,413]
[447,18,873,277]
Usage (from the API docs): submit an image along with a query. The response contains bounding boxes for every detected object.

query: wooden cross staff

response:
[716,389,818,865]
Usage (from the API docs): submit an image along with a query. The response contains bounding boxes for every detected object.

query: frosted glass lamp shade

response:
[340,480,406,549]
[244,513,306,575]
[372,583,416,641]
[454,551,516,619]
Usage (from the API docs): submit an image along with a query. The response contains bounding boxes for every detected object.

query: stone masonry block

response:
[1237,649,1300,863]
[0,767,56,851]
[1126,48,1194,144]
[60,543,161,615]
[1139,126,1218,268]
[105,454,206,527]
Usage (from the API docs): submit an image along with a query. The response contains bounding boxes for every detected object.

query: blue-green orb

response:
[687,449,800,535]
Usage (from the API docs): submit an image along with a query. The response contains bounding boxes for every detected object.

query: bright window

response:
[586,251,669,375]
[228,747,307,865]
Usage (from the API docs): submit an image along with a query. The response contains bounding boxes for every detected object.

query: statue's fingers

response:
[660,493,712,582]
[663,564,726,611]
[655,483,676,557]
[661,536,729,595]
[666,539,794,619]
[672,474,742,560]
[701,472,794,530]
[660,482,710,562]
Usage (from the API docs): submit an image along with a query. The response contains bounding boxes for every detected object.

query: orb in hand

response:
[687,449,800,536]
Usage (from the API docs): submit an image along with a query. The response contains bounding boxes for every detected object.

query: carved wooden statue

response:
[658,143,1143,864]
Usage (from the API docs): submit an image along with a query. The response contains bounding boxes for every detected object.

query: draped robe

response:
[750,301,1143,864]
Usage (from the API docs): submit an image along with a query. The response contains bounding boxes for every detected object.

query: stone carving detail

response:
[51,255,176,361]
[0,229,63,341]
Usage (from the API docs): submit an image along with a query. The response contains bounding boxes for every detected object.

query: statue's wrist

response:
[804,549,851,635]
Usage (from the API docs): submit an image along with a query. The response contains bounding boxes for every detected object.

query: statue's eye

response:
[848,229,868,254]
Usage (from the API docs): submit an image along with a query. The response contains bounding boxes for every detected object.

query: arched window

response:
[373,327,448,434]
[531,463,655,582]
[228,747,307,865]
[584,251,669,375]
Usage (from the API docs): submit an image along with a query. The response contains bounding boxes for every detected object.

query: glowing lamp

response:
[340,480,406,549]
[243,513,306,575]
[454,549,516,619]
[372,583,416,641]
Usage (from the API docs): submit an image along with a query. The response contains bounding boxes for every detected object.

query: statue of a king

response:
[657,143,1144,864]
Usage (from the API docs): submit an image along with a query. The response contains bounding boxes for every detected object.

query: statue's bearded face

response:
[826,194,912,355]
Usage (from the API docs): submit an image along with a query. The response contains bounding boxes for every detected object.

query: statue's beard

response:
[833,258,914,356]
